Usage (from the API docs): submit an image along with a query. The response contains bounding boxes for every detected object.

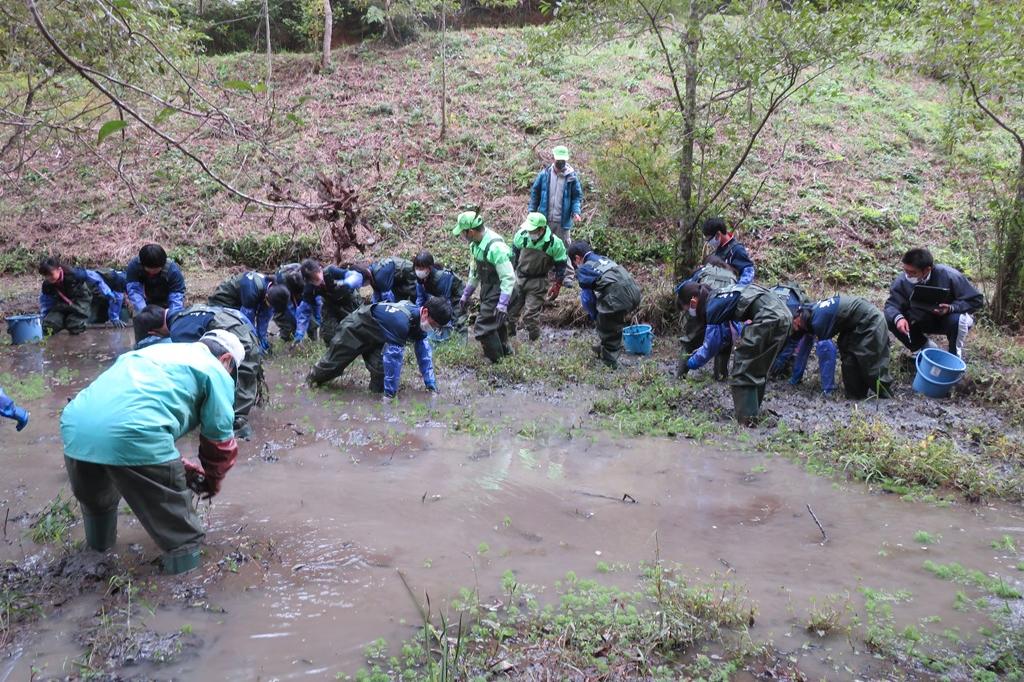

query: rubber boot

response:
[713,347,731,382]
[498,325,512,357]
[480,333,504,364]
[731,386,760,426]
[600,347,619,370]
[233,418,253,441]
[83,511,118,552]
[675,355,689,379]
[368,371,385,394]
[161,547,201,575]
[756,383,766,409]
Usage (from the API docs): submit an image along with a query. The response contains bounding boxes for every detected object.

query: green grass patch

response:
[922,561,1021,600]
[27,491,77,546]
[0,372,48,402]
[766,416,1023,502]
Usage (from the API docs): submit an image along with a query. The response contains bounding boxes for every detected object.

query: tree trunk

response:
[263,0,272,85]
[321,0,332,71]
[439,0,447,140]
[675,0,701,278]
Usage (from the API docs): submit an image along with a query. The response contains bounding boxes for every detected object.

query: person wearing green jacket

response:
[60,332,243,574]
[453,210,517,363]
[507,212,568,341]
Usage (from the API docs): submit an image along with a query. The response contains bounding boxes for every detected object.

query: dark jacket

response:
[576,252,642,318]
[884,264,984,325]
[416,267,464,307]
[713,238,755,285]
[125,257,186,313]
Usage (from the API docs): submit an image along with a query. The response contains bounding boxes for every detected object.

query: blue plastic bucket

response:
[6,315,43,345]
[912,347,966,398]
[622,324,653,355]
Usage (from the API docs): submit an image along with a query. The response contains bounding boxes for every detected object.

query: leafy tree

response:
[544,0,894,275]
[920,0,1024,326]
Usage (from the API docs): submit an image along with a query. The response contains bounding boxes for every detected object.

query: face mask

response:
[415,269,430,280]
[421,318,434,334]
[906,275,919,284]
[555,160,566,171]
[687,298,698,317]
[707,236,720,249]
[529,230,544,240]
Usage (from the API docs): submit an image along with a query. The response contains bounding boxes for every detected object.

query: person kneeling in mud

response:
[307,297,452,399]
[133,304,264,440]
[681,282,792,424]
[60,331,242,574]
[792,295,893,400]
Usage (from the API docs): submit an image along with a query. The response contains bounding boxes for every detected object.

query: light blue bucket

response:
[622,324,653,355]
[6,315,43,345]
[912,347,966,398]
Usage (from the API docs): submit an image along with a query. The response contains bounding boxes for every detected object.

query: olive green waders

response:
[835,296,894,399]
[474,244,514,363]
[64,456,204,574]
[307,306,386,391]
[729,288,792,424]
[189,305,265,425]
[44,293,93,335]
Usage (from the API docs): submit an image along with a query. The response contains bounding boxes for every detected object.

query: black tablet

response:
[910,284,950,306]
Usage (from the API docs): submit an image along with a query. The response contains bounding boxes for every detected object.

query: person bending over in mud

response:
[413,250,466,340]
[307,297,451,400]
[60,331,242,575]
[681,281,791,425]
[567,240,642,370]
[792,295,893,400]
[133,304,264,440]
[675,255,740,380]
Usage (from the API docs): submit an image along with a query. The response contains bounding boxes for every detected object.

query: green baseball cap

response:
[451,210,484,236]
[552,145,570,161]
[521,212,547,232]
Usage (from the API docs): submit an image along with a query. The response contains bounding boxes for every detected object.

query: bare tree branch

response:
[25,0,321,212]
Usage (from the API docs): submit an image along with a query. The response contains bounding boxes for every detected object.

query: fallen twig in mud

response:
[806,504,828,545]
[3,506,8,538]
[572,490,639,504]
[396,569,429,624]
[719,557,735,573]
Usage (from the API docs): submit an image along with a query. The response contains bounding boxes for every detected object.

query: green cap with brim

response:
[451,210,484,236]
[552,145,570,161]
[521,212,547,232]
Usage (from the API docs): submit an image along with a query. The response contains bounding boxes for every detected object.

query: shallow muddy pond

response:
[2,330,1023,680]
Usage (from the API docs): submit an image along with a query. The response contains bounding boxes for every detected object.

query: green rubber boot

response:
[756,383,766,408]
[161,548,201,575]
[732,386,760,426]
[713,347,731,382]
[480,333,504,364]
[83,512,118,552]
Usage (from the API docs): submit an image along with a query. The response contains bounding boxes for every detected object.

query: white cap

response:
[200,330,245,368]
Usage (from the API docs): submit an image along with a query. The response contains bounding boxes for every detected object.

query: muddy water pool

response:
[1,330,1022,680]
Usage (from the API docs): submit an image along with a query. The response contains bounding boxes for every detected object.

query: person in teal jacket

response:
[60,332,243,574]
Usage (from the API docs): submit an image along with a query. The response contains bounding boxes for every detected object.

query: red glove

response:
[191,435,239,499]
[546,281,562,302]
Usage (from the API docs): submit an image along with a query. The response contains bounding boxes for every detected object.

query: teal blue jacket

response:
[61,342,236,466]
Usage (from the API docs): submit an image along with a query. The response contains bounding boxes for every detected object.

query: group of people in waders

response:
[2,144,984,574]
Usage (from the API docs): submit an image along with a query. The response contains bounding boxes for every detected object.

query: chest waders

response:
[834,296,894,400]
[307,305,386,392]
[590,258,641,370]
[509,235,556,341]
[729,288,792,425]
[42,272,93,335]
[474,238,513,362]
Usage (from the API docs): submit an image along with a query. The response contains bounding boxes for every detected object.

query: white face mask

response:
[906,275,920,285]
[415,269,430,280]
[421,318,434,334]
[707,236,720,249]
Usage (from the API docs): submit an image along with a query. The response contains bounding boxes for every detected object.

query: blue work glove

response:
[1,403,30,431]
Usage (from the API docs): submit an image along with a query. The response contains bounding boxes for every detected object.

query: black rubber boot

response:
[756,383,766,409]
[731,386,760,426]
[498,325,512,357]
[480,333,504,364]
[675,355,689,379]
[84,512,118,552]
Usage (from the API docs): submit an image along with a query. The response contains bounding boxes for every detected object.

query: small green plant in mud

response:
[914,530,940,545]
[361,564,766,681]
[804,592,854,637]
[591,364,716,439]
[0,372,47,401]
[27,491,77,546]
[922,561,1022,599]
[991,535,1017,552]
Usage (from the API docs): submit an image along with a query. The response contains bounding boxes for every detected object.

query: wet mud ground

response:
[2,328,1023,680]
